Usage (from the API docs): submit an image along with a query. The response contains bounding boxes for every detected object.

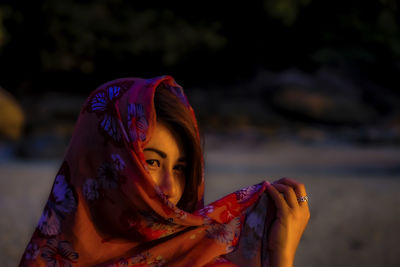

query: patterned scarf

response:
[19,76,274,267]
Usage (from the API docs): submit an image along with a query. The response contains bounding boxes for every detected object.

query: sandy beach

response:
[1,138,399,266]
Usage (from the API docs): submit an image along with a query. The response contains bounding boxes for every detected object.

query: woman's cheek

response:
[148,170,160,186]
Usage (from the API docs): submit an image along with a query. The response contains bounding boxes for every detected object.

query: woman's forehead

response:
[144,122,185,159]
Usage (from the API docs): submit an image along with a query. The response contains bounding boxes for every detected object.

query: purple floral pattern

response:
[240,193,268,260]
[91,87,122,143]
[101,113,121,143]
[38,208,61,236]
[129,251,166,267]
[196,205,214,217]
[83,81,134,145]
[24,242,40,260]
[38,162,77,236]
[97,162,119,189]
[111,153,126,171]
[83,157,127,201]
[235,183,263,203]
[83,178,100,201]
[41,238,79,267]
[206,217,241,251]
[130,251,151,264]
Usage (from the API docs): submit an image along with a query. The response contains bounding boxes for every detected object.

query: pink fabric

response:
[19,76,274,266]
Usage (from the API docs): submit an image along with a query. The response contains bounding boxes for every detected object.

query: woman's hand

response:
[265,177,310,267]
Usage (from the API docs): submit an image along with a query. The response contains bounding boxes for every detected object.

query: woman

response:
[19,76,310,266]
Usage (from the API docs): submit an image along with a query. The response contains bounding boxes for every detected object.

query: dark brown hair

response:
[154,84,203,212]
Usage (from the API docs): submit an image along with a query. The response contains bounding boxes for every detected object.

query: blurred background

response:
[1,0,400,266]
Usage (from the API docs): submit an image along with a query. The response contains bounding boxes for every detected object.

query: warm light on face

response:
[143,122,186,205]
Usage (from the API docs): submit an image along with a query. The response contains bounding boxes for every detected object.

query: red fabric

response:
[19,76,273,267]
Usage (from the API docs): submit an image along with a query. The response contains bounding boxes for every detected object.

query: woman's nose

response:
[160,169,175,199]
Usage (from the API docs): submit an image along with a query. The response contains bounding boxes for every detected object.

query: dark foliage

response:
[0,0,399,96]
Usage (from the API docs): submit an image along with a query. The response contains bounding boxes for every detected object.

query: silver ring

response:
[297,195,309,203]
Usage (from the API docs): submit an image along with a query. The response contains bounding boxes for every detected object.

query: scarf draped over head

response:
[19,76,274,267]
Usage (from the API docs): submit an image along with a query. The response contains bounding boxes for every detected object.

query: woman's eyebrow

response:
[143,148,166,158]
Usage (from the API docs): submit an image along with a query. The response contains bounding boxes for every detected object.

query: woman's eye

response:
[146,159,160,167]
[174,164,186,172]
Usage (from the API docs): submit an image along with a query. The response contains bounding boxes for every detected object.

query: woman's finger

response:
[274,177,308,206]
[265,182,288,211]
[271,183,298,208]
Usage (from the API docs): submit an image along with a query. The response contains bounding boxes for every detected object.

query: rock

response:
[262,68,380,125]
[270,86,378,125]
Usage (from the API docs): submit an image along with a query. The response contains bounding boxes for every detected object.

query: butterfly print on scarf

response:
[205,217,241,252]
[83,80,134,115]
[236,183,263,204]
[195,205,214,217]
[41,238,79,267]
[82,178,100,201]
[128,103,148,143]
[240,193,268,260]
[38,162,77,236]
[91,86,122,143]
[83,155,127,202]
[129,251,151,265]
[111,153,126,171]
[97,161,120,189]
[83,81,133,145]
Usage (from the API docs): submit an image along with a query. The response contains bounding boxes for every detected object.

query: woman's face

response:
[144,122,186,205]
